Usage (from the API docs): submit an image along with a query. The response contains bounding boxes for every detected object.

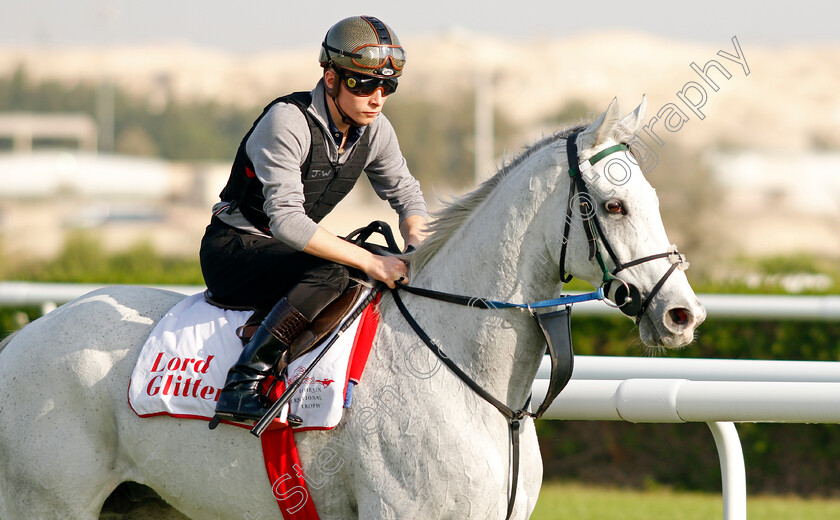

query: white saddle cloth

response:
[128,292,363,430]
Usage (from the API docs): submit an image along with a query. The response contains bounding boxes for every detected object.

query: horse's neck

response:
[405,154,566,405]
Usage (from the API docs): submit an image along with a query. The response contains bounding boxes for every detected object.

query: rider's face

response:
[324,69,388,128]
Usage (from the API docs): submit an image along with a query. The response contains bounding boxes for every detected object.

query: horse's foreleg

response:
[0,420,122,519]
[0,352,124,519]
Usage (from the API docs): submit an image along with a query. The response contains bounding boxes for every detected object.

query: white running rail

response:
[2,282,840,320]
[533,356,840,520]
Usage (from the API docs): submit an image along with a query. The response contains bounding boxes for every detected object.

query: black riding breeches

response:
[199,217,350,320]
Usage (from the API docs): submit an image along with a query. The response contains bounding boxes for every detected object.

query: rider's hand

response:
[302,227,410,289]
[366,254,409,289]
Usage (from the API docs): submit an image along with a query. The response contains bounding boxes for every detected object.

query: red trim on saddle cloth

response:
[260,295,381,519]
[347,294,379,384]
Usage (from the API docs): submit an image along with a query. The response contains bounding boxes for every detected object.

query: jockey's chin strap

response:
[558,131,689,325]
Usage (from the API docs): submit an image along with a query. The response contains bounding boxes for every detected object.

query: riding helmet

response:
[319,16,406,79]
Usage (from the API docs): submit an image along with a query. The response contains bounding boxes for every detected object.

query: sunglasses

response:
[336,69,398,97]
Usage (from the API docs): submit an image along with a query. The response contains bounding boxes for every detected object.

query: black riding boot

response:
[213,298,310,422]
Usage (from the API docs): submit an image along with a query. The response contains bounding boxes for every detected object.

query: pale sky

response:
[0,0,837,53]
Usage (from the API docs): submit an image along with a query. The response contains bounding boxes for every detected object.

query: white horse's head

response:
[557,97,706,348]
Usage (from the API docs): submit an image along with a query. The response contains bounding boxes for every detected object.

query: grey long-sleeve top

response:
[213,79,428,250]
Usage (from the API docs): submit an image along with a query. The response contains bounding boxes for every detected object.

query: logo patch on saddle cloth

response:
[127,293,379,430]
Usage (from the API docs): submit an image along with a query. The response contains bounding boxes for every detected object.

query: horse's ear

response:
[618,95,647,135]
[578,97,621,151]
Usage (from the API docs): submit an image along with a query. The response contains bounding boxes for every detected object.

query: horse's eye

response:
[605,200,624,214]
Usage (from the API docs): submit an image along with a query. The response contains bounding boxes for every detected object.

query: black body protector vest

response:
[219,92,371,233]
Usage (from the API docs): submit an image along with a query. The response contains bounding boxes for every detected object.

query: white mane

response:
[410,125,587,273]
[410,98,648,276]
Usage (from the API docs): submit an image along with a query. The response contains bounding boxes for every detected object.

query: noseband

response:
[558,131,688,325]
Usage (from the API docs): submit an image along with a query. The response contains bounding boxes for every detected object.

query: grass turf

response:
[531,481,840,520]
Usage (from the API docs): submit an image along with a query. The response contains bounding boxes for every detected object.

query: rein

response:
[394,281,604,309]
[391,290,533,520]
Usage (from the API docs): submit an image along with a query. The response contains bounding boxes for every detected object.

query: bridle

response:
[558,130,688,325]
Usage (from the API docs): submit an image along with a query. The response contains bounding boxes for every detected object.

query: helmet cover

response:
[319,16,406,78]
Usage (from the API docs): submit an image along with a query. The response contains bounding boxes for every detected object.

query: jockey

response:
[200,15,429,423]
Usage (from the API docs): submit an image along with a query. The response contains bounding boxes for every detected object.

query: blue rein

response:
[394,281,604,310]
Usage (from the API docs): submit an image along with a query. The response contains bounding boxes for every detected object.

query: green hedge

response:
[570,314,840,362]
[6,234,204,285]
[536,315,840,496]
[0,306,39,338]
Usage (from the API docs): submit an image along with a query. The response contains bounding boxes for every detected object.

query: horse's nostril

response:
[669,308,690,326]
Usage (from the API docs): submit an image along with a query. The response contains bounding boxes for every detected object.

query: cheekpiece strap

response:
[566,131,582,177]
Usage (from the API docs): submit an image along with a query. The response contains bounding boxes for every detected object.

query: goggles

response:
[322,43,406,72]
[336,68,398,97]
